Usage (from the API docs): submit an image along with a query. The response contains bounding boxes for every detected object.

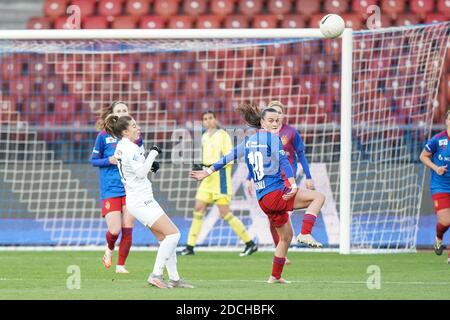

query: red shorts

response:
[258,189,296,228]
[432,193,450,214]
[101,196,126,217]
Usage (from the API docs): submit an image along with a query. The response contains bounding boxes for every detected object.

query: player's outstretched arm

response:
[132,145,162,178]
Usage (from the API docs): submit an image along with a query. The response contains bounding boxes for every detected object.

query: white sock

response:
[166,251,180,281]
[152,233,180,276]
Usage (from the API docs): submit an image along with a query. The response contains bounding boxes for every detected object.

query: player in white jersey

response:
[105,115,194,289]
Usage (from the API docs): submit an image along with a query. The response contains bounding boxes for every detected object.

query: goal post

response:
[0,23,448,253]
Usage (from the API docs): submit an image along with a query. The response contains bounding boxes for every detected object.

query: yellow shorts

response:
[195,190,231,205]
[195,169,231,205]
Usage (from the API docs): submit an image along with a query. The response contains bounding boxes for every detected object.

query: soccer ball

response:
[319,14,345,38]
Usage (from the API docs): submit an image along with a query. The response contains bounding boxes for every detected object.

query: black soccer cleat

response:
[434,239,446,256]
[178,246,195,256]
[240,241,258,256]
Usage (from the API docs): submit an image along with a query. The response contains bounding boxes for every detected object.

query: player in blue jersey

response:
[90,101,158,273]
[191,102,325,283]
[420,110,450,264]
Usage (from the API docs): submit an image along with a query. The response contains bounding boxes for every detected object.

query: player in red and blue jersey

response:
[91,101,152,273]
[191,102,325,283]
[245,101,320,259]
[420,110,450,264]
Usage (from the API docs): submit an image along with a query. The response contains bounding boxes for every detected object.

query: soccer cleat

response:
[297,233,323,248]
[115,265,129,274]
[102,248,113,269]
[267,275,291,284]
[433,238,445,256]
[148,274,169,289]
[178,246,195,256]
[168,279,195,289]
[239,241,258,256]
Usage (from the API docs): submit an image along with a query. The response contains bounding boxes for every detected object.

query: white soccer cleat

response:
[168,279,195,289]
[267,275,291,284]
[148,274,169,289]
[297,233,323,248]
[102,248,113,269]
[115,265,129,274]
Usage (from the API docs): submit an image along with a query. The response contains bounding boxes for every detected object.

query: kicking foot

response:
[434,238,446,256]
[267,275,291,284]
[115,265,129,274]
[102,248,113,269]
[148,274,169,289]
[297,233,323,248]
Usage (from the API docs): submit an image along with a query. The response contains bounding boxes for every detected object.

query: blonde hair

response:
[267,100,285,112]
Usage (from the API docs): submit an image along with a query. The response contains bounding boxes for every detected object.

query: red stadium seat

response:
[82,55,108,80]
[67,77,93,96]
[196,15,223,28]
[153,75,176,99]
[183,0,207,16]
[139,54,162,77]
[238,0,263,16]
[341,13,363,30]
[352,0,377,14]
[267,0,292,15]
[97,77,122,100]
[280,55,302,75]
[252,15,278,28]
[23,97,44,123]
[140,16,165,28]
[54,57,78,77]
[308,13,323,28]
[424,13,448,23]
[55,95,77,123]
[211,0,235,16]
[111,15,138,28]
[323,0,349,14]
[0,97,17,122]
[295,0,320,16]
[395,14,420,27]
[54,16,73,29]
[44,0,68,18]
[1,57,22,80]
[437,0,450,18]
[154,0,179,17]
[168,15,194,28]
[9,77,31,97]
[268,75,293,99]
[184,75,207,98]
[82,16,109,28]
[223,15,250,28]
[381,0,405,17]
[166,55,188,74]
[111,55,135,80]
[98,0,124,20]
[28,58,49,77]
[410,0,434,17]
[281,15,306,28]
[253,55,276,77]
[125,0,150,16]
[40,77,64,96]
[27,17,52,29]
[71,0,96,17]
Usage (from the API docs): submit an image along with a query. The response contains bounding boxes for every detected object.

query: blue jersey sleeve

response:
[212,140,245,172]
[90,134,111,167]
[293,131,312,179]
[424,136,437,154]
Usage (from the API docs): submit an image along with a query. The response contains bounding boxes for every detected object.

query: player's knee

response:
[109,227,121,236]
[166,232,181,243]
[315,191,326,205]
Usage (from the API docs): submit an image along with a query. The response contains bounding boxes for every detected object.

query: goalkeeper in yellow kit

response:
[179,111,258,256]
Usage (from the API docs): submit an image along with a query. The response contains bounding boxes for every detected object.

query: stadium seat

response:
[196,15,223,28]
[280,15,306,28]
[9,77,31,97]
[298,74,320,96]
[324,39,342,61]
[54,57,78,76]
[395,14,420,27]
[111,15,138,28]
[381,0,405,18]
[410,0,434,17]
[311,58,331,76]
[82,16,109,28]
[67,77,93,96]
[139,54,162,77]
[437,0,450,18]
[223,15,250,28]
[183,0,207,16]
[98,0,124,20]
[253,55,276,77]
[27,17,52,29]
[341,13,363,30]
[167,15,194,28]
[268,75,293,98]
[267,0,292,15]
[0,97,17,122]
[323,0,349,14]
[252,15,278,28]
[424,13,448,23]
[82,55,108,79]
[238,0,263,16]
[154,0,179,17]
[71,0,96,17]
[55,95,77,122]
[97,77,122,100]
[211,0,235,16]
[295,0,320,16]
[40,77,64,96]
[44,0,68,18]
[22,97,45,123]
[54,16,73,29]
[352,0,377,14]
[153,75,176,99]
[139,16,165,28]
[280,55,302,75]
[125,0,150,16]
[166,55,188,75]
[184,75,207,98]
[111,55,135,80]
[308,13,324,28]
[28,58,49,77]
[1,57,21,80]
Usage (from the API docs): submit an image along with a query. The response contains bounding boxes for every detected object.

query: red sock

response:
[301,214,317,235]
[271,256,286,280]
[436,223,449,240]
[270,223,280,247]
[118,228,133,265]
[106,231,119,251]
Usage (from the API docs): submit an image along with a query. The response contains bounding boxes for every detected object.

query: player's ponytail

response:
[237,101,262,128]
[104,114,132,139]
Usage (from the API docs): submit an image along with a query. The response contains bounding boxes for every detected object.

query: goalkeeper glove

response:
[151,161,160,173]
[151,145,162,154]
[192,164,203,171]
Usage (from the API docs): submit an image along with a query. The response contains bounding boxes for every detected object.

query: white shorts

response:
[127,198,165,228]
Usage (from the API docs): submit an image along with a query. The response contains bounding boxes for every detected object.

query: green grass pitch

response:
[0,250,449,300]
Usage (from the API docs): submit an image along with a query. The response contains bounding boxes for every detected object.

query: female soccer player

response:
[245,100,321,259]
[180,111,257,256]
[419,110,450,264]
[191,103,325,283]
[105,115,193,288]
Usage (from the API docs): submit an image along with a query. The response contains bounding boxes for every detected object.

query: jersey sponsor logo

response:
[281,135,288,145]
[254,180,266,190]
[106,137,117,144]
[144,199,153,206]
[439,139,448,149]
[245,141,268,149]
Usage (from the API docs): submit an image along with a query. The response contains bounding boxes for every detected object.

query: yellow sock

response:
[187,211,204,247]
[224,212,251,243]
